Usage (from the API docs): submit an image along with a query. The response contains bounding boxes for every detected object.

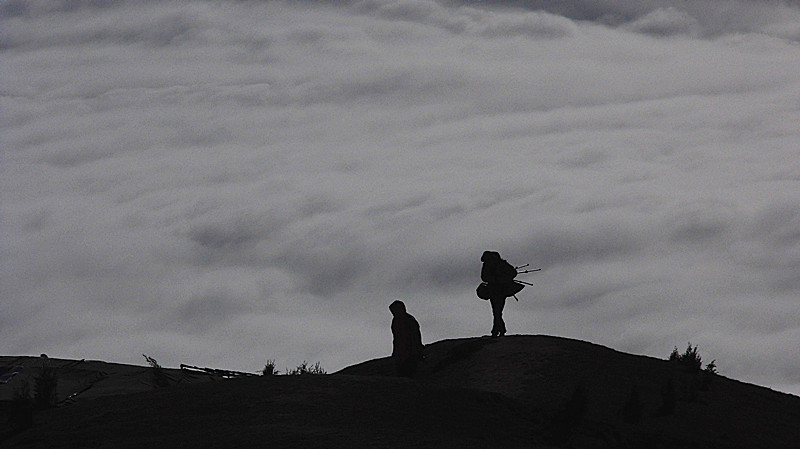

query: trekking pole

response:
[517,268,542,274]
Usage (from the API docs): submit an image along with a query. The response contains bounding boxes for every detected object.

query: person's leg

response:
[490,297,506,337]
[498,296,506,336]
[490,297,499,336]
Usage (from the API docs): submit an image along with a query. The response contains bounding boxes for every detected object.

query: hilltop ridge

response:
[343,334,800,447]
[2,335,799,448]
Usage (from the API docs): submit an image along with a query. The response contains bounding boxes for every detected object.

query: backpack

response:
[476,282,492,300]
[476,280,524,300]
[498,259,517,282]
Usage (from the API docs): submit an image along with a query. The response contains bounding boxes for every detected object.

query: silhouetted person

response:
[389,300,424,378]
[480,251,522,337]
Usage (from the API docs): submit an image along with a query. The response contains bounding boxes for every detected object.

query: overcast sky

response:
[2,0,799,395]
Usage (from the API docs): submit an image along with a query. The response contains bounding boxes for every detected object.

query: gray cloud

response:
[2,0,800,395]
[623,7,702,37]
[360,0,578,38]
[446,0,800,38]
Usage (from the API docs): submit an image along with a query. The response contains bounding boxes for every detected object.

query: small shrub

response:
[286,361,326,375]
[262,359,279,376]
[143,354,170,388]
[701,359,718,390]
[669,342,702,372]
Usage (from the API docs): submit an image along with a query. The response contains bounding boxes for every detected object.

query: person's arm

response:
[481,263,497,283]
[412,318,424,357]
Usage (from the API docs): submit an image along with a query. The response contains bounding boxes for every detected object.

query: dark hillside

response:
[0,356,227,403]
[340,335,800,448]
[2,335,799,448]
[2,372,546,449]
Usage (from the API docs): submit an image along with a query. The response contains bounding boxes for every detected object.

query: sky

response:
[2,0,799,395]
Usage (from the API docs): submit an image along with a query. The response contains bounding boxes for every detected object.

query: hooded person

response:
[389,300,424,378]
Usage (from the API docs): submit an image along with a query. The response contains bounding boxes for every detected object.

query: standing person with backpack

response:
[479,251,524,337]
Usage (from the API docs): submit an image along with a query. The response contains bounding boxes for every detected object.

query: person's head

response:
[481,251,500,262]
[389,300,406,316]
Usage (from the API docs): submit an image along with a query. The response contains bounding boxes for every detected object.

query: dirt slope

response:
[1,373,548,449]
[0,356,226,403]
[2,335,799,448]
[341,334,800,448]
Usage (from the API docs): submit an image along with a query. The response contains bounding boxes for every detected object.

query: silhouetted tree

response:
[701,360,717,391]
[668,344,719,398]
[669,343,702,372]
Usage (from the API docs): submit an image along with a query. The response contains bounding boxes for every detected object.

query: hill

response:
[342,335,800,448]
[2,335,799,448]
[0,356,230,404]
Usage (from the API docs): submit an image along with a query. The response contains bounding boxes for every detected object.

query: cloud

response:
[1,2,207,50]
[444,0,800,38]
[2,0,800,397]
[350,0,576,38]
[623,7,701,37]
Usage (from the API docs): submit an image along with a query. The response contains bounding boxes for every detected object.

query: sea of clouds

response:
[2,0,799,394]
